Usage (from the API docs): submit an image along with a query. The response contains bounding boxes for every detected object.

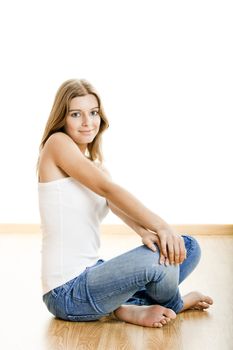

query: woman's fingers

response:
[169,235,186,265]
[179,236,186,263]
[174,238,180,265]
[150,235,166,265]
[151,231,177,264]
[142,236,157,252]
[148,242,157,252]
[167,236,175,264]
[158,232,186,265]
[141,229,187,266]
[159,233,168,259]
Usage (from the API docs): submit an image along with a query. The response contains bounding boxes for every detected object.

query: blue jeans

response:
[43,235,201,321]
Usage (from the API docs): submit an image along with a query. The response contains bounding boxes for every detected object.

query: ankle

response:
[110,309,121,320]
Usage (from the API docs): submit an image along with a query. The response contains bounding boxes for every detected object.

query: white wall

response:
[0,0,232,224]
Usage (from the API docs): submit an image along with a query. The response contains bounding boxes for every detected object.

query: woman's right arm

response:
[101,168,185,265]
[46,132,185,263]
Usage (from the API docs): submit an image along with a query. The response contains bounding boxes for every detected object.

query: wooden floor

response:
[0,232,232,350]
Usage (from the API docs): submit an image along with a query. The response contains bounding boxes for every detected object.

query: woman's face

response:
[64,94,101,153]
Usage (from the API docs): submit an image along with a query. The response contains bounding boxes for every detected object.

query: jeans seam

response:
[85,277,146,314]
[89,278,146,303]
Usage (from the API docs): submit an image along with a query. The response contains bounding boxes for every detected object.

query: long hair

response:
[39,79,109,163]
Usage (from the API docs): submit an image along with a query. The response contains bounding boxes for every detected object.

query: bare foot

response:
[113,304,176,328]
[180,291,213,312]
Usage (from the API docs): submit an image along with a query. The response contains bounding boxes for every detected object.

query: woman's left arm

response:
[100,165,180,264]
[108,201,169,264]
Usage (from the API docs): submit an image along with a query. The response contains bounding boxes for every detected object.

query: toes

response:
[193,306,204,310]
[198,294,213,305]
[153,322,163,328]
[154,316,171,327]
[163,308,176,319]
[204,296,213,305]
[199,302,210,309]
[193,301,210,310]
[162,317,171,325]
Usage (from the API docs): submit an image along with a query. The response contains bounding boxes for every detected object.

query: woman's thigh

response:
[76,245,161,314]
[65,235,200,320]
[68,243,180,318]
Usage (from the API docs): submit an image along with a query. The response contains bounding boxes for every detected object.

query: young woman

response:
[38,79,213,328]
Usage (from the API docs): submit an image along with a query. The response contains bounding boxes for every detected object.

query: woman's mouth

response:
[79,129,94,134]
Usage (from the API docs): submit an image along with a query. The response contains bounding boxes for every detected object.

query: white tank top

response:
[38,177,109,295]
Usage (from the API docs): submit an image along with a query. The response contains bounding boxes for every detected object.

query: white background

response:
[0,0,232,224]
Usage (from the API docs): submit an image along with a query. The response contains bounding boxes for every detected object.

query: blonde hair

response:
[39,79,109,163]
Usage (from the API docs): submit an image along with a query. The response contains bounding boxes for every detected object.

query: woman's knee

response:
[183,235,201,262]
[146,263,180,301]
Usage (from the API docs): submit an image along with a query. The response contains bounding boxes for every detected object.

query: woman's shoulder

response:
[45,132,72,148]
[38,133,71,182]
[41,132,78,158]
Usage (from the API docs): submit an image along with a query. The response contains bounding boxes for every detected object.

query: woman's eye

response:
[71,112,81,118]
[90,110,99,117]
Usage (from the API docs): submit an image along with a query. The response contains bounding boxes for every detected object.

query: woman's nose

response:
[82,113,91,126]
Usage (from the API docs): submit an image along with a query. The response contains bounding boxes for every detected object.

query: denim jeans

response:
[43,235,201,321]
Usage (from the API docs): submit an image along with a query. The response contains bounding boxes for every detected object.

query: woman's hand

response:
[139,226,186,265]
[140,229,168,265]
[156,226,186,265]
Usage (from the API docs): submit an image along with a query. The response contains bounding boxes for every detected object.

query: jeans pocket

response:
[72,274,88,302]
